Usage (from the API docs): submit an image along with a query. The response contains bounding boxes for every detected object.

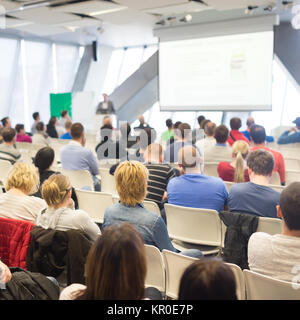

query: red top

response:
[16,134,32,143]
[251,146,286,184]
[227,130,250,146]
[218,161,250,182]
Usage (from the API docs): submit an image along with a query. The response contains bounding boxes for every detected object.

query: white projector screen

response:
[159,31,274,111]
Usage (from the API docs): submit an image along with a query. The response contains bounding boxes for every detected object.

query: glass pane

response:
[142,45,158,64]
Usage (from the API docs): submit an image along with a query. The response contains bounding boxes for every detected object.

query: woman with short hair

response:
[0,163,46,222]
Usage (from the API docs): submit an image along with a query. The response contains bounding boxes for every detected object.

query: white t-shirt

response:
[248,232,300,282]
[0,193,46,223]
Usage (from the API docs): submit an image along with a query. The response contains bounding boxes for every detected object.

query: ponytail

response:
[234,151,245,183]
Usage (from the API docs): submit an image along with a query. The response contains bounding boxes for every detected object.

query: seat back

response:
[268,184,285,193]
[286,170,300,186]
[225,181,234,192]
[145,245,165,293]
[243,269,300,300]
[203,162,219,177]
[285,158,300,171]
[143,200,161,216]
[257,217,282,235]
[75,189,113,223]
[164,203,222,246]
[0,160,13,185]
[269,171,281,185]
[61,169,94,191]
[162,249,198,299]
[99,168,117,194]
[225,263,246,300]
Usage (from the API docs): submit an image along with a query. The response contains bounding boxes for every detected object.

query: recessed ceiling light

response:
[89,7,127,17]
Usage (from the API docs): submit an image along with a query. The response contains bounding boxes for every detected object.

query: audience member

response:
[178,258,237,300]
[32,121,51,146]
[218,140,250,183]
[1,117,11,129]
[161,119,174,143]
[227,117,250,146]
[132,127,156,162]
[60,123,100,191]
[167,121,182,145]
[242,116,255,141]
[164,123,192,163]
[134,115,150,131]
[60,223,161,300]
[60,120,72,140]
[15,124,32,143]
[95,124,127,161]
[119,122,138,149]
[277,117,300,144]
[192,115,205,144]
[46,116,58,138]
[36,174,100,241]
[167,146,228,212]
[0,128,21,164]
[103,161,202,258]
[31,112,40,135]
[0,163,46,222]
[196,121,216,156]
[228,149,280,218]
[248,182,300,282]
[250,124,285,185]
[58,110,70,129]
[204,125,233,162]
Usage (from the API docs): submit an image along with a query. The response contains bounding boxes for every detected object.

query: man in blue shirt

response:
[228,149,280,218]
[277,117,300,144]
[166,145,228,212]
[60,120,72,140]
[60,123,100,191]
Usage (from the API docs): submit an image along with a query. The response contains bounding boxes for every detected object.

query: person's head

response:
[246,117,255,129]
[2,128,16,144]
[178,145,202,173]
[178,258,237,300]
[214,125,229,144]
[166,119,173,130]
[65,120,72,132]
[60,110,69,119]
[143,143,163,163]
[177,123,191,141]
[36,121,46,133]
[1,117,11,128]
[277,182,300,232]
[204,122,216,137]
[138,115,145,125]
[102,93,108,101]
[250,124,266,145]
[34,147,55,173]
[100,124,113,142]
[115,161,148,206]
[82,223,146,300]
[230,117,242,131]
[32,112,40,122]
[232,140,249,183]
[41,174,72,209]
[201,119,211,132]
[15,124,25,135]
[103,116,112,126]
[247,149,274,178]
[48,116,57,127]
[173,121,182,139]
[138,127,156,151]
[293,117,300,129]
[70,122,84,141]
[5,163,39,195]
[198,115,205,127]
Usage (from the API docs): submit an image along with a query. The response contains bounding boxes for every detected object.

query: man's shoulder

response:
[230,182,251,193]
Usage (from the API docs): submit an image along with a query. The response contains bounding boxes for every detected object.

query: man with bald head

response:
[134,115,150,131]
[166,145,228,211]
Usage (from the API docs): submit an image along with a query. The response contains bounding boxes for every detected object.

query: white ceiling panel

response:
[0,0,22,11]
[58,17,103,29]
[4,17,34,29]
[114,0,189,11]
[204,0,277,11]
[14,22,69,36]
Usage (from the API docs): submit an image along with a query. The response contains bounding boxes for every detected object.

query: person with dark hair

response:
[278,117,300,144]
[60,223,161,300]
[32,121,51,146]
[0,128,21,164]
[46,116,58,138]
[161,119,174,143]
[248,182,300,282]
[228,149,280,218]
[204,124,233,162]
[1,117,11,129]
[119,122,138,149]
[192,115,206,144]
[132,127,157,162]
[31,112,40,135]
[60,120,72,140]
[60,123,100,191]
[15,124,32,143]
[95,124,127,161]
[227,117,250,146]
[178,258,237,300]
[250,124,285,186]
[167,121,182,145]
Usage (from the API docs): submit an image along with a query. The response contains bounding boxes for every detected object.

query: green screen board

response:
[50,93,72,119]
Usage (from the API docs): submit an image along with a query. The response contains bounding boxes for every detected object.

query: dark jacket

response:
[0,267,59,300]
[219,211,259,270]
[46,124,58,138]
[26,226,92,285]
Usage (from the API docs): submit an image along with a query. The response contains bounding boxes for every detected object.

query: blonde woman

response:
[36,174,100,241]
[102,161,202,258]
[217,140,250,183]
[0,163,46,222]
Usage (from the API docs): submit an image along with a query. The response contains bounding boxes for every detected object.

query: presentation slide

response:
[159,31,274,111]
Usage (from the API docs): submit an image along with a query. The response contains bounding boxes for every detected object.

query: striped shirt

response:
[0,144,21,164]
[144,163,175,206]
[0,193,47,223]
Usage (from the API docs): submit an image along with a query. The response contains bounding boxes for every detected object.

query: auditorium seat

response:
[256,217,282,235]
[61,169,94,191]
[203,162,219,177]
[286,170,300,186]
[0,159,12,185]
[99,168,117,194]
[269,171,281,185]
